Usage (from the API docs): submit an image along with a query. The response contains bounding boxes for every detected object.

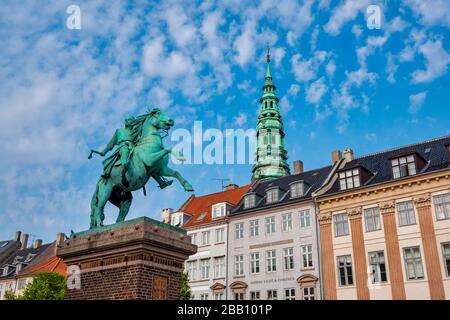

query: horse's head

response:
[147,108,174,131]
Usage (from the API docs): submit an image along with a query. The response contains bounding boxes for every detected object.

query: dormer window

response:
[339,169,360,190]
[212,204,226,219]
[3,266,9,276]
[391,155,416,178]
[266,188,280,204]
[290,182,309,198]
[244,194,256,209]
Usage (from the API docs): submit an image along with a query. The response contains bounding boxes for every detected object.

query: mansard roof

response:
[232,165,333,216]
[323,135,450,196]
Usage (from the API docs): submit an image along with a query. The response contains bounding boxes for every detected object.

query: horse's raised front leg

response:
[160,166,194,192]
[142,147,172,167]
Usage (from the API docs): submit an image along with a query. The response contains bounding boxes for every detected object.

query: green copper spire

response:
[252,45,290,181]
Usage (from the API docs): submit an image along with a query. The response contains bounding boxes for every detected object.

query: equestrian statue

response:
[88,108,193,229]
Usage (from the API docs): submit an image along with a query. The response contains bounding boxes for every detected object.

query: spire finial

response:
[266,42,271,64]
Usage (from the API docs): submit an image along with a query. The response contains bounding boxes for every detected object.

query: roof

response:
[181,185,251,228]
[0,243,52,280]
[231,165,333,216]
[0,240,20,265]
[324,135,450,195]
[19,256,67,277]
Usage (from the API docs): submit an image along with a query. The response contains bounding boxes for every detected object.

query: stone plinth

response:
[56,217,197,300]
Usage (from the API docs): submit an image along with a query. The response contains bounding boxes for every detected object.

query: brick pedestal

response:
[56,217,197,300]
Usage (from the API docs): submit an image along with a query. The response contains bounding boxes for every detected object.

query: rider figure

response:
[97,117,134,180]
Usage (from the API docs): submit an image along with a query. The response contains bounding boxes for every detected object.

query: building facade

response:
[162,184,250,300]
[227,165,333,300]
[316,136,450,300]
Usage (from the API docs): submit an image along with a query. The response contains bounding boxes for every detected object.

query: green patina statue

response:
[88,108,194,229]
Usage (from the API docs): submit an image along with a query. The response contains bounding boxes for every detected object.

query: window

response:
[283,247,295,270]
[214,293,224,300]
[196,213,206,222]
[250,252,260,274]
[397,201,416,226]
[18,279,27,290]
[339,169,361,190]
[0,242,8,248]
[403,247,424,280]
[201,231,210,245]
[290,182,305,198]
[214,256,225,278]
[303,287,315,300]
[392,155,416,178]
[434,193,450,220]
[364,207,381,232]
[285,288,296,300]
[301,244,313,268]
[213,204,225,218]
[250,291,260,300]
[235,223,244,239]
[299,209,311,228]
[215,228,225,243]
[190,233,197,245]
[282,213,292,231]
[266,189,279,203]
[442,243,450,277]
[334,213,349,236]
[368,251,387,283]
[244,194,256,209]
[187,261,196,280]
[265,216,276,234]
[200,293,209,300]
[250,219,259,237]
[235,293,244,300]
[234,255,244,276]
[266,250,277,272]
[200,259,210,279]
[337,255,354,286]
[267,290,278,300]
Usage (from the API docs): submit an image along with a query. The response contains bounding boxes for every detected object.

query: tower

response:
[252,46,290,181]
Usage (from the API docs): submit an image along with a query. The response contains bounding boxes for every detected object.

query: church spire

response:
[252,45,290,181]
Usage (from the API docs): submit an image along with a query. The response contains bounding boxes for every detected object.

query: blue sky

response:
[0,0,449,243]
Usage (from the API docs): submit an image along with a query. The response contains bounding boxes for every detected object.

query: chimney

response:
[344,148,354,162]
[160,208,174,224]
[293,160,304,175]
[21,234,29,250]
[225,184,239,191]
[15,231,22,242]
[33,239,42,249]
[331,150,342,164]
[55,233,66,254]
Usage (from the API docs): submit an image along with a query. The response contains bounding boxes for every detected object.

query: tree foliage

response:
[180,270,191,300]
[6,272,65,300]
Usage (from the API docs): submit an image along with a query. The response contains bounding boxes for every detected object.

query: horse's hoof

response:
[184,183,194,192]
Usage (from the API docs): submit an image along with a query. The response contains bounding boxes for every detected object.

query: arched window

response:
[270,101,273,108]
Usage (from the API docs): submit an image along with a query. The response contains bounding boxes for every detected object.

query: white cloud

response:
[326,60,336,78]
[409,91,427,114]
[291,51,328,82]
[272,47,286,67]
[351,25,363,38]
[386,53,398,83]
[324,0,369,35]
[163,6,197,48]
[364,133,377,142]
[149,86,173,109]
[411,39,450,83]
[306,77,328,104]
[288,84,300,96]
[403,0,450,28]
[234,112,248,126]
[234,21,256,67]
[310,26,319,50]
